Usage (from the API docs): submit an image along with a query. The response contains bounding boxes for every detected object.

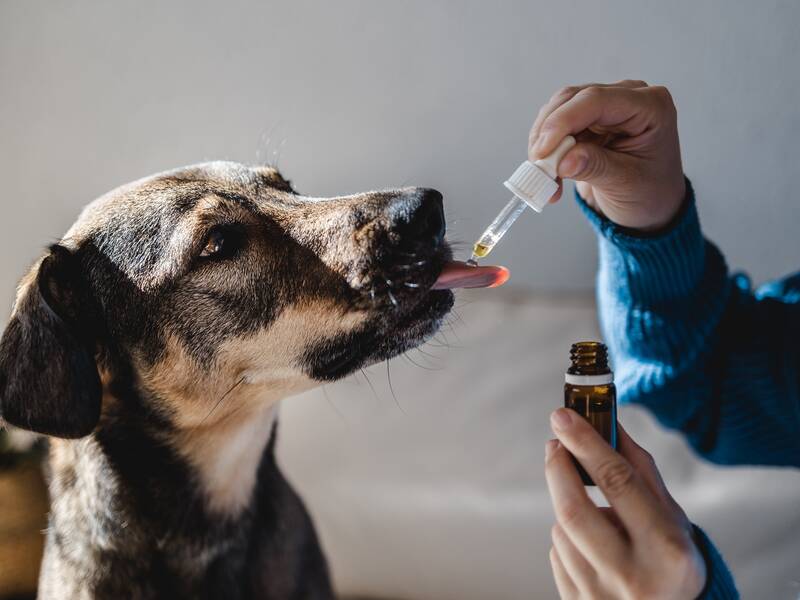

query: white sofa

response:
[278,289,800,599]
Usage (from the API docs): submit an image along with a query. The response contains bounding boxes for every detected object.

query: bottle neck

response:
[566,342,612,376]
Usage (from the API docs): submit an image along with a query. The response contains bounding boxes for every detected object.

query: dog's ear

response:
[256,166,295,193]
[0,244,102,438]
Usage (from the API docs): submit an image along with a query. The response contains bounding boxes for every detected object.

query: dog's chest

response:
[42,431,333,600]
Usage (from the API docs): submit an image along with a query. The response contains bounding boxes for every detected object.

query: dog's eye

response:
[199,226,243,260]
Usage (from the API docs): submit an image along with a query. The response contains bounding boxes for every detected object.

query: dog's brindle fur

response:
[0,161,454,599]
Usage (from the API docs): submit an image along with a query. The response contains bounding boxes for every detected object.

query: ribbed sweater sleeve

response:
[576,179,800,467]
[693,525,739,599]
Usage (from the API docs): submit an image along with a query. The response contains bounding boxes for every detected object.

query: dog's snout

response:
[401,188,445,246]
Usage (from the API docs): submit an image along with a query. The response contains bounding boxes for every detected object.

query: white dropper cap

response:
[503,135,576,212]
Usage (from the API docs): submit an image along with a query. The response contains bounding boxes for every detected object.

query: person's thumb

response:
[557,142,629,186]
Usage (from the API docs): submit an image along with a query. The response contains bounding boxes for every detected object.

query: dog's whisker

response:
[450,309,465,326]
[429,333,451,351]
[402,352,440,371]
[360,368,380,402]
[403,282,420,288]
[197,376,246,427]
[443,320,465,347]
[385,360,406,415]
[435,328,458,349]
[272,137,287,168]
[415,346,440,360]
[322,385,345,420]
[386,289,399,309]
[423,339,449,349]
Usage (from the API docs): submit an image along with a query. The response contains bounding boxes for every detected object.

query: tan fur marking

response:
[139,300,367,515]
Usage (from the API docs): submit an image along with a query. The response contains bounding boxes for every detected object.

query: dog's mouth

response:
[303,188,511,381]
[379,256,509,344]
[432,261,510,290]
[304,243,509,381]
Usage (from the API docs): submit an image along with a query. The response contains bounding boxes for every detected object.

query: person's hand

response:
[545,408,706,599]
[529,80,685,231]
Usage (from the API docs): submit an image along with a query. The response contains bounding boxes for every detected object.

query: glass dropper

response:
[466,135,576,266]
[467,195,529,265]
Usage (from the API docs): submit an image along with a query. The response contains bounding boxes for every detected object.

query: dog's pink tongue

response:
[432,261,510,290]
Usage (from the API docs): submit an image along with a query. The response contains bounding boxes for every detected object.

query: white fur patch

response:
[178,404,278,515]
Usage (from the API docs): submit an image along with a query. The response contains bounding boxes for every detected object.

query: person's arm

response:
[529,80,800,467]
[578,183,800,466]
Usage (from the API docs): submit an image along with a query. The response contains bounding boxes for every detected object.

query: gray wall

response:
[2,0,799,313]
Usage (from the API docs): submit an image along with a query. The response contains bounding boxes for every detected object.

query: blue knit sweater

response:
[577,180,800,599]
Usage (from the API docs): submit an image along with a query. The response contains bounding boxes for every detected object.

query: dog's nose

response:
[402,188,446,247]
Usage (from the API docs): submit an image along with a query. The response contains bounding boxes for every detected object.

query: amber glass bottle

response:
[563,341,617,486]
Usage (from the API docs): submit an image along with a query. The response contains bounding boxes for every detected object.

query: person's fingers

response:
[613,79,649,88]
[597,506,626,535]
[544,439,627,568]
[529,80,648,149]
[574,180,594,204]
[529,85,584,148]
[615,421,668,499]
[556,141,638,186]
[549,545,579,600]
[546,179,564,205]
[551,523,597,595]
[617,422,694,525]
[532,86,664,158]
[550,408,673,539]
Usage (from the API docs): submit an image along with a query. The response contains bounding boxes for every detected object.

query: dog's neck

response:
[47,381,283,560]
[123,332,320,518]
[41,377,334,599]
[171,398,278,515]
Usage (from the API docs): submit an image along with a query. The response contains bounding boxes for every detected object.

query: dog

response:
[0,161,458,599]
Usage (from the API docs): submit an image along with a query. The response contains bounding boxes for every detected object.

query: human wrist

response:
[576,176,691,238]
[634,176,687,233]
[691,525,739,599]
[576,178,712,306]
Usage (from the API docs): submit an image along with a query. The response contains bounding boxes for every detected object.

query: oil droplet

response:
[472,242,491,258]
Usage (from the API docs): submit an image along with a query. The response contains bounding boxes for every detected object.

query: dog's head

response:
[0,162,455,439]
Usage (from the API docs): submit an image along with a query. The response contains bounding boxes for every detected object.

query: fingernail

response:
[545,439,559,459]
[559,152,586,178]
[551,408,573,431]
